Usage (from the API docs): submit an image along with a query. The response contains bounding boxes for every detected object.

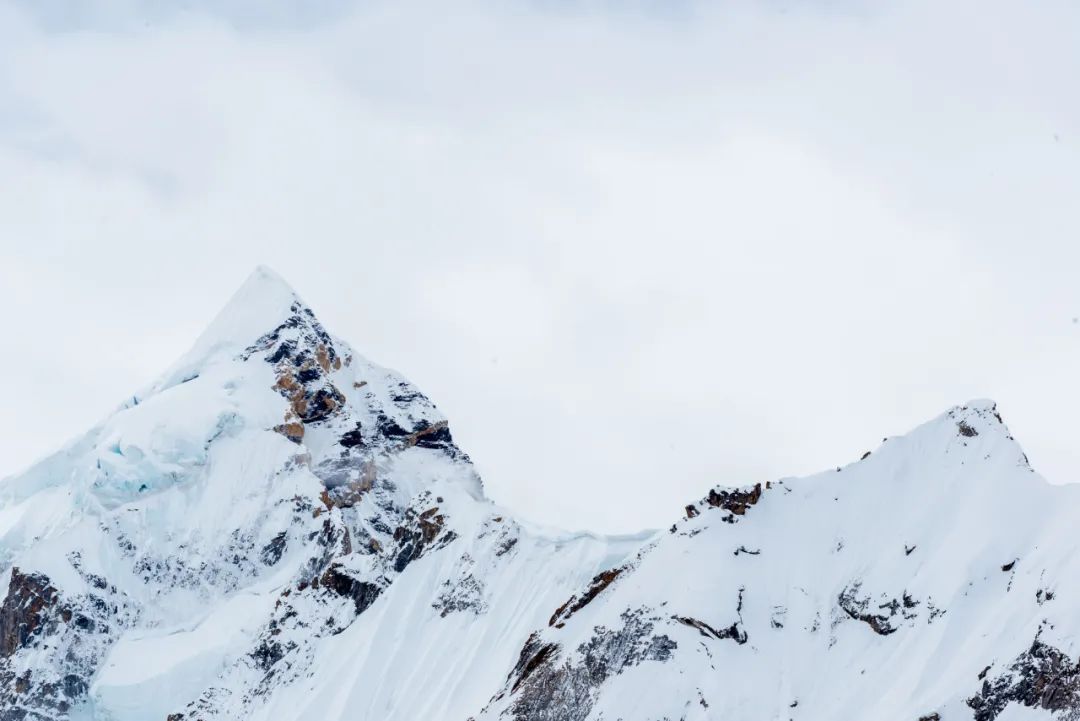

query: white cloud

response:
[1,0,1078,532]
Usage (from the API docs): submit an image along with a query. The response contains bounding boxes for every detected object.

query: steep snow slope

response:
[477,401,1078,721]
[0,268,642,721]
[1,267,1077,721]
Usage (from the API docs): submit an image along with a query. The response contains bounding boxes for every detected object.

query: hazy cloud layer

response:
[1,0,1078,533]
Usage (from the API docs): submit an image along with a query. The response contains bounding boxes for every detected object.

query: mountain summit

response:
[1,269,1076,721]
[186,265,306,359]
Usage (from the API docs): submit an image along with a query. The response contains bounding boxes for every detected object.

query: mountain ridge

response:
[0,268,1073,721]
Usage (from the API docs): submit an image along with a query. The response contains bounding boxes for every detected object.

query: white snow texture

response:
[0,267,1073,721]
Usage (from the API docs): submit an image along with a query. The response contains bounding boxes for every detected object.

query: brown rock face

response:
[705,483,763,515]
[549,568,624,628]
[1,568,62,657]
[275,368,345,425]
[242,302,348,434]
[682,482,766,523]
[274,421,305,444]
[0,565,127,719]
[404,420,451,449]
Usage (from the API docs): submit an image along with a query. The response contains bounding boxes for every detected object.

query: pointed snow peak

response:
[947,398,1009,437]
[156,266,327,388]
[881,397,1033,473]
[198,265,305,346]
[889,398,1011,447]
[241,265,301,305]
[190,265,313,355]
[900,398,1013,451]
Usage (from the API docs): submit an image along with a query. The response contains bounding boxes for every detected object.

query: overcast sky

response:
[1,0,1078,534]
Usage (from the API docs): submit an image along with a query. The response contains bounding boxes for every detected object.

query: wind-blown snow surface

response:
[1,267,1077,721]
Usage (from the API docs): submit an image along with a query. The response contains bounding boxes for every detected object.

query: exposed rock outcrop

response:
[499,608,677,721]
[968,639,1080,721]
[0,569,62,658]
[549,568,624,628]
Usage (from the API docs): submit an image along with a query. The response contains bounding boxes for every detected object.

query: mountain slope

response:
[1,268,1076,721]
[477,401,1072,721]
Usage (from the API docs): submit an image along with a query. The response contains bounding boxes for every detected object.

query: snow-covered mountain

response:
[1,267,1076,721]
